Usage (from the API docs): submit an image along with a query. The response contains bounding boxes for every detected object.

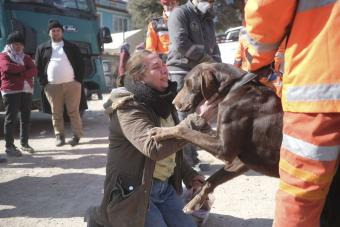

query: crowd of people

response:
[0,19,85,162]
[0,0,338,227]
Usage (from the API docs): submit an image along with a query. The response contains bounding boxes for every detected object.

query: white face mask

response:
[196,1,213,15]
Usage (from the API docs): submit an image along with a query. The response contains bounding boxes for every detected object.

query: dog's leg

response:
[151,125,221,153]
[183,158,249,213]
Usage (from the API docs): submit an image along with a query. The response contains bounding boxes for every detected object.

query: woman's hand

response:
[195,94,221,122]
[191,175,205,194]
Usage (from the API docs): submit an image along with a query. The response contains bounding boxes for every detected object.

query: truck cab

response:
[0,0,112,111]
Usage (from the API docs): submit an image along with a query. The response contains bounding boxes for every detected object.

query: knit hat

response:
[6,31,25,45]
[48,19,64,32]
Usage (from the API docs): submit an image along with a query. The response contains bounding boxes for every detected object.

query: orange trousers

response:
[274,112,339,227]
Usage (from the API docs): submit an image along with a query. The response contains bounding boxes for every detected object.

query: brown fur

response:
[150,63,338,225]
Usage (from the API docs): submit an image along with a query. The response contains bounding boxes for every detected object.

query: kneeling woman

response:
[86,50,212,227]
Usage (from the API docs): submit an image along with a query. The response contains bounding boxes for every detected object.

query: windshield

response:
[9,0,92,12]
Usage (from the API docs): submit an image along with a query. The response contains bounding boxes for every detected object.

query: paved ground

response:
[0,94,278,227]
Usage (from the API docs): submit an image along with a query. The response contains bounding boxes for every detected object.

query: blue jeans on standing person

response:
[144,179,196,227]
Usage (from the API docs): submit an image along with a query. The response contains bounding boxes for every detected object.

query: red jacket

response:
[0,53,37,92]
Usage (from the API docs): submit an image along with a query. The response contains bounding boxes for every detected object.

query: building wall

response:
[96,0,131,33]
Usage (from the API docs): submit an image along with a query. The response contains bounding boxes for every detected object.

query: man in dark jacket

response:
[167,0,221,166]
[35,20,84,147]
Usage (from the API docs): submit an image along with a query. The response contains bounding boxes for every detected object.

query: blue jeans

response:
[144,179,196,227]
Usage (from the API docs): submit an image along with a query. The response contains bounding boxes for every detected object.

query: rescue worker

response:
[145,0,178,62]
[243,1,340,226]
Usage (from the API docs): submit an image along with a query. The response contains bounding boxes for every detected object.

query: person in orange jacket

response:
[243,1,340,227]
[145,0,178,62]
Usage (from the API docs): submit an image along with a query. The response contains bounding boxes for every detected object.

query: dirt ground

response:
[0,94,278,227]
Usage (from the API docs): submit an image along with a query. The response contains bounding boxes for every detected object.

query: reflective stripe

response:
[243,32,281,52]
[286,84,340,102]
[298,0,338,12]
[282,134,340,161]
[279,181,326,200]
[279,159,334,185]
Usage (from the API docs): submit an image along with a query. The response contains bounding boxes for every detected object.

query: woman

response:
[86,50,215,227]
[0,31,37,156]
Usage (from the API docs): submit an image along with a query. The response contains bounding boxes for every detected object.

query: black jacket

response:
[35,39,87,113]
[35,39,84,87]
[167,0,221,72]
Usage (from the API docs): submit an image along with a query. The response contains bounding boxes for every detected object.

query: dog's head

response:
[173,63,245,112]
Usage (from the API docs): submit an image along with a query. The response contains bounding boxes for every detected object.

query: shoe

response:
[84,207,103,227]
[5,145,22,157]
[56,134,65,147]
[20,144,35,154]
[68,136,80,147]
[0,155,7,163]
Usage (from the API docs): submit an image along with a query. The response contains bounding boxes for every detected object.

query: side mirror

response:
[100,27,112,44]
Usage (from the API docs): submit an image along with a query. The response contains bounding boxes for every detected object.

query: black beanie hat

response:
[48,19,64,32]
[6,31,25,45]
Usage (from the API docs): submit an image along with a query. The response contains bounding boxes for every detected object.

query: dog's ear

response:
[201,69,218,100]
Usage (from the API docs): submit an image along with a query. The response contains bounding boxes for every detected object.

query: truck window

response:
[9,0,90,11]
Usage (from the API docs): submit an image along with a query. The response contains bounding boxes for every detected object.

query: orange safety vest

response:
[145,16,170,55]
[244,0,340,113]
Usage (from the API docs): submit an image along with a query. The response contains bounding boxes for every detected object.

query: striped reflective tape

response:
[243,32,281,52]
[282,134,340,161]
[286,84,340,102]
[279,159,334,185]
[279,180,327,200]
[298,0,338,12]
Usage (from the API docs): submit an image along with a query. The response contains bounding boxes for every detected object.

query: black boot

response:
[56,134,65,147]
[68,136,80,147]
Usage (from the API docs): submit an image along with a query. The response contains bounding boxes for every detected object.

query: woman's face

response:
[142,53,169,92]
[11,42,24,53]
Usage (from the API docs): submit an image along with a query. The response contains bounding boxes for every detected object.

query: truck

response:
[217,26,242,64]
[0,0,112,111]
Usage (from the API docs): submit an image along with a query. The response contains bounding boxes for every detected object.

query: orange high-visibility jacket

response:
[244,0,340,113]
[235,27,285,73]
[145,16,170,55]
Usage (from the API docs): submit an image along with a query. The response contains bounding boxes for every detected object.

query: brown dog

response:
[150,63,338,226]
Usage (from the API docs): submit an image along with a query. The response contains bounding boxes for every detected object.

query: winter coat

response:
[35,39,84,86]
[0,53,37,92]
[167,0,221,72]
[35,39,87,113]
[95,87,210,227]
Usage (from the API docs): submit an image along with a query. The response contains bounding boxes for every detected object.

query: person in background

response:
[166,0,221,166]
[35,20,84,147]
[0,31,37,159]
[244,1,339,226]
[85,50,218,227]
[145,0,178,62]
[116,42,130,87]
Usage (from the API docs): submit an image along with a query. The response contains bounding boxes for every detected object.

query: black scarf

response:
[124,78,177,118]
